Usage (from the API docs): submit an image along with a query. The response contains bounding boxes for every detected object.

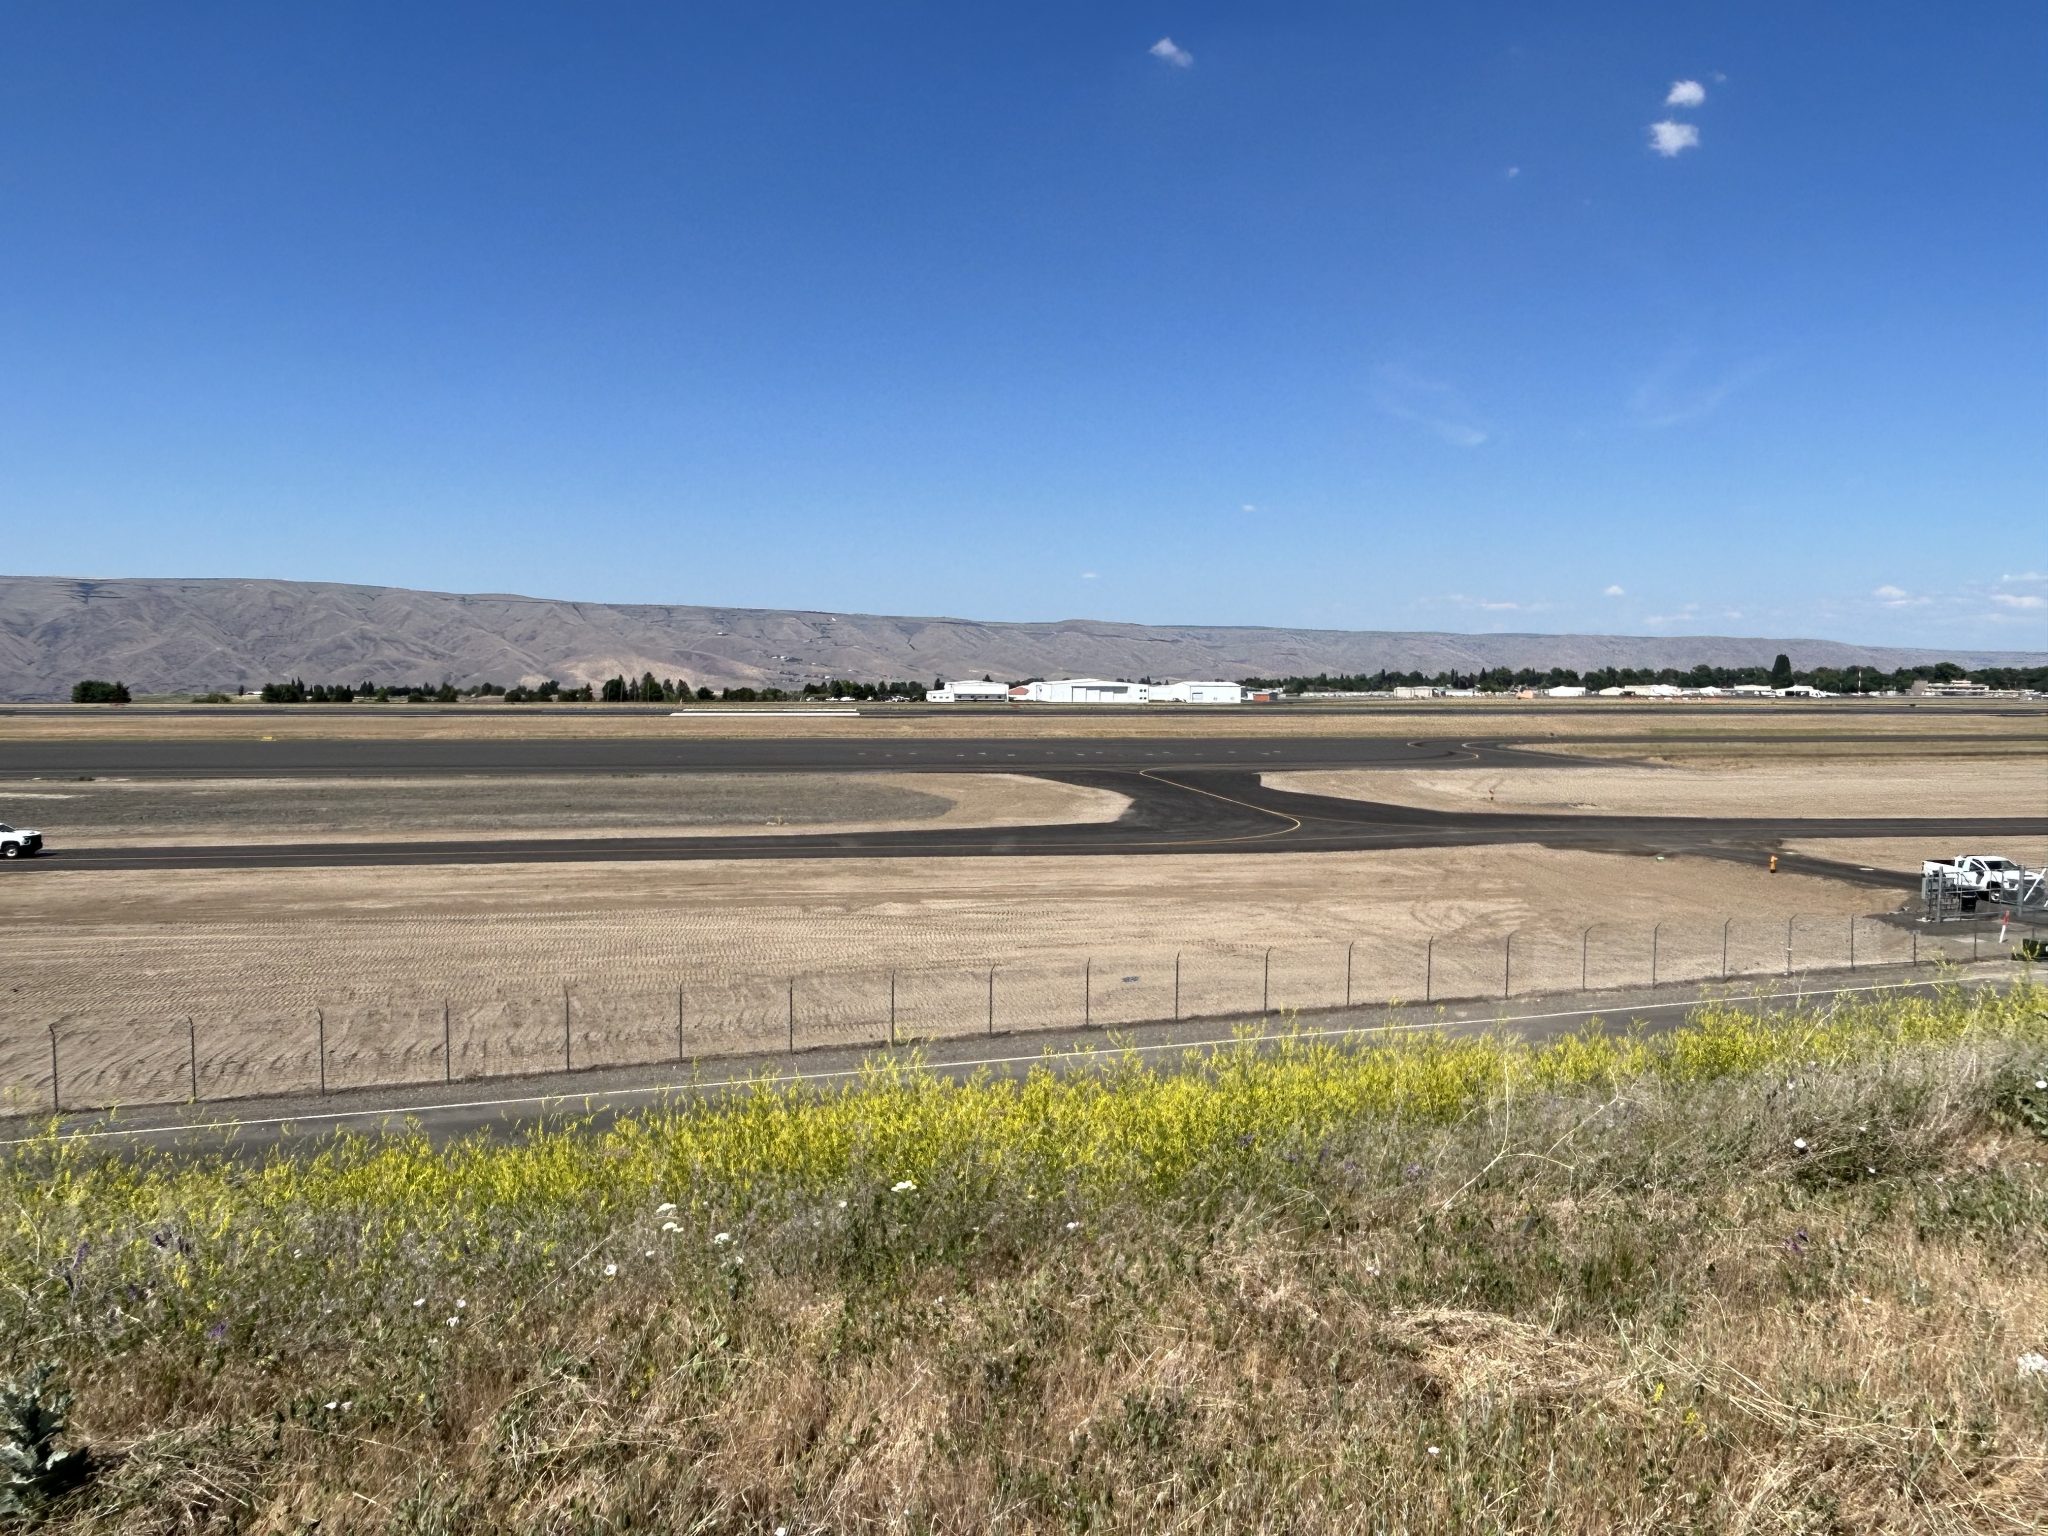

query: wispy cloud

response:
[1423,593,1552,614]
[1630,347,1768,428]
[1872,584,1931,608]
[1078,571,1100,581]
[1148,37,1192,68]
[1375,366,1489,448]
[1602,584,1625,597]
[1666,80,1706,108]
[1648,120,1700,157]
[1504,165,1521,179]
[2000,570,2047,584]
[1991,591,2045,610]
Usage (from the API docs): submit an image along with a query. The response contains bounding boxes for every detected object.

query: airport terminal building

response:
[930,678,1246,704]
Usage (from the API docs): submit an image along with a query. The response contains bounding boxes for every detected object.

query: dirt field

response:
[0,847,1948,1114]
[0,772,1129,848]
[1270,754,2046,820]
[1787,835,2048,876]
[3,700,2040,741]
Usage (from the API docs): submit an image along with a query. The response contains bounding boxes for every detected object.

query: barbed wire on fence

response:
[3,910,2037,1118]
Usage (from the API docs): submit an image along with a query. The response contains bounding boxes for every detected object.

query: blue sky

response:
[3,3,2044,649]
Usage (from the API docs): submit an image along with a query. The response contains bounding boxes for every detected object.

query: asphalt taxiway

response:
[1,732,2039,887]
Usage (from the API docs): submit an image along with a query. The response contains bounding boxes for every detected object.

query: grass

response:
[3,982,2045,1532]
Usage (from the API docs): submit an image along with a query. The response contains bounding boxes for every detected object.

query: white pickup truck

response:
[0,823,44,859]
[1922,854,2028,900]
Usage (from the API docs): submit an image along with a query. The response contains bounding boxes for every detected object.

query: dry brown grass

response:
[7,770,1128,848]
[1271,753,2045,819]
[0,845,1932,1111]
[10,1004,2046,1533]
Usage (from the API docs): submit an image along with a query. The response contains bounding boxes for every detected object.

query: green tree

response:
[69,679,130,704]
[1769,653,1794,689]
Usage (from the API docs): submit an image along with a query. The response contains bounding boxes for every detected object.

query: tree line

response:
[1240,659,2046,695]
[237,674,934,704]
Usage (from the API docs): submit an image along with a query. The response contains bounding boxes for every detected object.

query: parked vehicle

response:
[1922,854,2028,900]
[0,823,44,859]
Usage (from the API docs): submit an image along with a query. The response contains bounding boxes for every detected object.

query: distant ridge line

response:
[1,574,2040,701]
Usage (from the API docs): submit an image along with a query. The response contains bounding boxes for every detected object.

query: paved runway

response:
[2,734,2039,881]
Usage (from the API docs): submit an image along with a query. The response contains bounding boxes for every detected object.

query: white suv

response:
[0,823,44,859]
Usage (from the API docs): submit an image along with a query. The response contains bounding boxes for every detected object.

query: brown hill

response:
[1,574,2039,700]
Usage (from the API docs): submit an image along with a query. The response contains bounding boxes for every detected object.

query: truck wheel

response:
[1,845,17,859]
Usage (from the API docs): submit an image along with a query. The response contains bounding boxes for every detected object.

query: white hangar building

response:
[1003,678,1245,705]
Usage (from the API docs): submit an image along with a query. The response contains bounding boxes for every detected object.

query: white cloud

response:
[1872,584,1907,599]
[1873,584,1931,609]
[1148,37,1192,68]
[1666,80,1706,108]
[1991,591,2045,610]
[1078,571,1100,581]
[1602,584,1625,597]
[1374,366,1489,448]
[1504,165,1521,179]
[1430,593,1551,614]
[1631,348,1769,428]
[2000,570,2047,583]
[1648,121,1700,157]
[1241,503,1257,513]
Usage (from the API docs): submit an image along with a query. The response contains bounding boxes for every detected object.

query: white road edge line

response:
[3,974,1999,1146]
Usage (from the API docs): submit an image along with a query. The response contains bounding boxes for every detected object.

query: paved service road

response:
[2,735,2039,882]
[4,970,2012,1156]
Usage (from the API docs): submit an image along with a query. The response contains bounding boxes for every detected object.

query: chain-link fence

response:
[2,912,2033,1116]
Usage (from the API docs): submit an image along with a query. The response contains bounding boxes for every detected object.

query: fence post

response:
[443,999,452,1084]
[987,967,995,1036]
[188,1015,199,1102]
[1849,916,1856,971]
[1174,951,1182,1021]
[788,978,796,1054]
[1973,922,1979,963]
[676,985,685,1062]
[1425,937,1434,1003]
[1722,918,1731,981]
[1785,918,1794,977]
[47,1024,59,1114]
[1344,940,1354,1008]
[1503,933,1513,1000]
[1263,947,1272,1014]
[563,983,572,1073]
[1651,923,1661,988]
[1911,927,1918,967]
[1582,925,1593,990]
[889,972,897,1048]
[316,1008,327,1096]
[1084,958,1092,1028]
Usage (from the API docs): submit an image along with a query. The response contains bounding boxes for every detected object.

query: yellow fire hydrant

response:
[1768,854,1779,874]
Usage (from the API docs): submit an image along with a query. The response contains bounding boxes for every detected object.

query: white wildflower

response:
[602,1262,617,1277]
[446,1316,460,1327]
[1426,1445,1441,1457]
[655,1201,676,1214]
[411,1297,425,1308]
[2019,1352,2048,1379]
[836,1199,848,1209]
[324,1400,338,1410]
[1063,1221,1082,1233]
[2035,1079,2047,1091]
[454,1298,466,1310]
[644,1249,655,1258]
[661,1221,681,1233]
[712,1232,733,1246]
[892,1180,917,1193]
